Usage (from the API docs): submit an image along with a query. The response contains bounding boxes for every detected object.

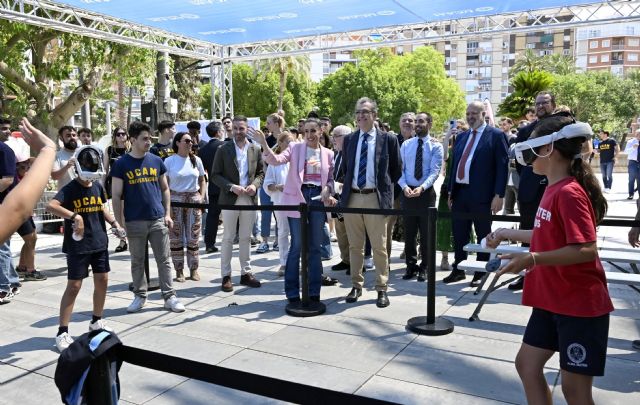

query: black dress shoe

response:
[345,288,362,303]
[443,270,466,283]
[417,269,426,282]
[508,276,524,291]
[402,268,416,280]
[321,275,338,286]
[376,291,390,308]
[205,246,219,253]
[469,272,484,287]
[331,261,350,271]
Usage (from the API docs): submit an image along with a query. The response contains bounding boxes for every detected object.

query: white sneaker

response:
[0,290,14,304]
[127,296,147,313]
[364,256,374,269]
[55,332,74,352]
[604,188,610,193]
[330,233,338,242]
[164,296,185,313]
[89,319,113,332]
[277,265,285,277]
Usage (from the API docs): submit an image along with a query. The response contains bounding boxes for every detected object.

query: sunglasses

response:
[116,132,127,137]
[182,139,193,144]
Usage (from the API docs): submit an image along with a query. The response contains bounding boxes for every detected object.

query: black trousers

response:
[451,188,491,266]
[401,187,436,270]
[204,195,221,248]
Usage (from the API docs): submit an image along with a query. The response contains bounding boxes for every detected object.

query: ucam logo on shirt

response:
[72,195,104,213]
[125,167,159,185]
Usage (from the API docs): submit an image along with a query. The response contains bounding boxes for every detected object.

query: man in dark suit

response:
[211,116,264,292]
[340,97,401,308]
[444,100,509,286]
[199,121,225,253]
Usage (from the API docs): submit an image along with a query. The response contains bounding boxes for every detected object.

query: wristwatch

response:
[70,213,78,221]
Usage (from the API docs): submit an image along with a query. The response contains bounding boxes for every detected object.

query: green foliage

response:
[510,49,575,76]
[551,70,640,137]
[316,47,465,132]
[498,71,554,119]
[200,63,315,126]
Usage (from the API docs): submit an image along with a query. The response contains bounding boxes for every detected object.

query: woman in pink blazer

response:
[253,118,336,303]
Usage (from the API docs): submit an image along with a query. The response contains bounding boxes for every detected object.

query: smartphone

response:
[449,119,456,129]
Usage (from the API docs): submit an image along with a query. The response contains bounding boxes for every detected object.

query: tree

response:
[498,71,554,119]
[510,49,546,75]
[551,71,640,138]
[0,20,154,136]
[316,47,465,132]
[253,54,311,112]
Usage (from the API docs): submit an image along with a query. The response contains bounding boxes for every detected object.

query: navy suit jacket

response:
[339,129,401,210]
[448,126,509,204]
[515,121,548,204]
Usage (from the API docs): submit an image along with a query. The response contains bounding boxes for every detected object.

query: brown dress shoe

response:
[240,273,261,288]
[190,270,200,281]
[221,275,234,292]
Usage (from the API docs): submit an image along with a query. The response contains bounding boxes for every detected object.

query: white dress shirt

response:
[352,127,377,190]
[625,138,639,161]
[398,134,443,191]
[234,139,249,187]
[456,123,487,184]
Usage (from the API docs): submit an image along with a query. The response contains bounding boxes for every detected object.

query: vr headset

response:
[514,122,592,166]
[74,145,106,182]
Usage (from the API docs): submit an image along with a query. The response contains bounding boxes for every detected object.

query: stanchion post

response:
[286,203,326,317]
[406,207,454,336]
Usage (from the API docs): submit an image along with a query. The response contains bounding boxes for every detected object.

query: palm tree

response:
[498,70,554,119]
[510,49,545,76]
[254,54,311,111]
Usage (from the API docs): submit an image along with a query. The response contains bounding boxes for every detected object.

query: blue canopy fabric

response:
[57,0,593,46]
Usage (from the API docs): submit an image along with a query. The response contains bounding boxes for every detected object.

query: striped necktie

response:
[357,134,369,189]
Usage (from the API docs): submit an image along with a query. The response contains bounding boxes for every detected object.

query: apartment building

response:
[575,22,640,75]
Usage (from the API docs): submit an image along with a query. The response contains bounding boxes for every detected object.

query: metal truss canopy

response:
[1,1,640,62]
[0,0,222,61]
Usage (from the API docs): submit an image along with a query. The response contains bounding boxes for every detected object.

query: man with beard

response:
[221,116,233,140]
[508,91,555,291]
[51,126,79,190]
[444,101,508,287]
[398,112,442,281]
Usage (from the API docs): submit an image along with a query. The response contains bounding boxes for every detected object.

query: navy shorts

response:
[66,250,111,280]
[16,217,36,236]
[523,308,609,376]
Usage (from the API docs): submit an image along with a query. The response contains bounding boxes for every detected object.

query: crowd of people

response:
[0,91,637,404]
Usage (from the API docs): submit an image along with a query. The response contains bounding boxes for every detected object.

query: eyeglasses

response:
[182,139,193,144]
[116,132,127,137]
[355,109,373,115]
[535,100,551,106]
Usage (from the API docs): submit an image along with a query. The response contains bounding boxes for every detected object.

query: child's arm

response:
[47,198,84,237]
[485,227,532,247]
[498,242,598,276]
[102,203,125,239]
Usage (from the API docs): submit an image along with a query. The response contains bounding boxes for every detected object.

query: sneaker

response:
[23,270,47,281]
[272,241,278,250]
[0,290,14,304]
[10,286,20,296]
[164,296,186,313]
[250,237,260,246]
[440,255,450,271]
[89,319,113,332]
[256,242,270,253]
[604,188,610,193]
[16,266,28,276]
[240,273,261,288]
[277,266,285,277]
[205,246,219,253]
[330,233,338,242]
[126,296,147,313]
[55,332,74,352]
[628,195,634,200]
[364,256,374,269]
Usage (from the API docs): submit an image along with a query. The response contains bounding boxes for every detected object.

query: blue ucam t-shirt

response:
[110,153,166,222]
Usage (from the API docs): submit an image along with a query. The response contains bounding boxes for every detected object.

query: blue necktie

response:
[357,134,369,189]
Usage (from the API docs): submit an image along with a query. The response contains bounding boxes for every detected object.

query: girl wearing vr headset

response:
[486,113,612,405]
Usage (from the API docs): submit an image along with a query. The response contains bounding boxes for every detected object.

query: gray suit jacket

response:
[211,140,264,205]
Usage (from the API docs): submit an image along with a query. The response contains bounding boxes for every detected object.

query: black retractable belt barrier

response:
[119,345,400,405]
[406,207,454,336]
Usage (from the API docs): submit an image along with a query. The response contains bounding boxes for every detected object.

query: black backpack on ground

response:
[54,329,123,405]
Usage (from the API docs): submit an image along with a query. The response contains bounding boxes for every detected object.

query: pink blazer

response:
[263,142,334,218]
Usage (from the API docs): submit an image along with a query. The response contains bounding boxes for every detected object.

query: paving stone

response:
[0,370,60,402]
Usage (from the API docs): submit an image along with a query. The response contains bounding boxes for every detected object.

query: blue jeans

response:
[600,161,614,189]
[259,187,273,239]
[629,161,640,197]
[285,186,324,300]
[321,222,332,259]
[0,238,19,293]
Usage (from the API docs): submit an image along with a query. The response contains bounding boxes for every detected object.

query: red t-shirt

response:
[523,177,614,317]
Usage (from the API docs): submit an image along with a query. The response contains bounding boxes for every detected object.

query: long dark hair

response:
[532,114,607,224]
[172,132,197,168]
